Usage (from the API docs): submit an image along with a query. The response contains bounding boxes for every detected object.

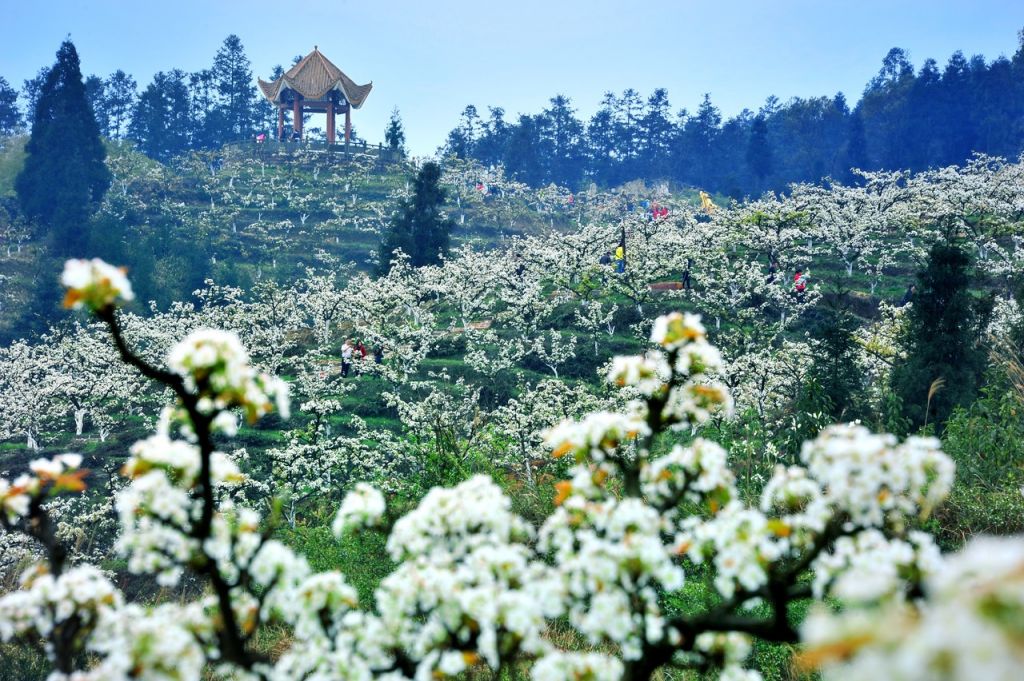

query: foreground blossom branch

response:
[0,260,291,676]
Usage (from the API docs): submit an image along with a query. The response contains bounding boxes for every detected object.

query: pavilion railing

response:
[225,139,405,167]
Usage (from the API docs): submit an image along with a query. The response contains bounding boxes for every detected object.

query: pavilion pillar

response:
[344,105,351,143]
[293,96,303,138]
[326,100,336,144]
[277,106,284,142]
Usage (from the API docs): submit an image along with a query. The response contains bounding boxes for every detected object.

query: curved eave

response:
[257,77,373,109]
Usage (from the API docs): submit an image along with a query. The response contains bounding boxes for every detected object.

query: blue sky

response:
[4,0,1023,155]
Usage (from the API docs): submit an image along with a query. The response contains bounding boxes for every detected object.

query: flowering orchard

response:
[2,261,1023,681]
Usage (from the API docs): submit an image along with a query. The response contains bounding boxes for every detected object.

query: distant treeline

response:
[0,35,350,163]
[440,34,1024,196]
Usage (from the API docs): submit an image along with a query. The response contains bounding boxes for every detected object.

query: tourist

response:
[341,339,353,378]
[599,250,612,266]
[682,258,693,290]
[373,346,384,364]
[615,245,626,273]
[794,269,808,299]
[899,283,916,307]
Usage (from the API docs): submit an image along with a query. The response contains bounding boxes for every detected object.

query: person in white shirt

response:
[341,339,354,377]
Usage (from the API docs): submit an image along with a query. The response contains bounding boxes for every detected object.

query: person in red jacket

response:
[793,269,808,298]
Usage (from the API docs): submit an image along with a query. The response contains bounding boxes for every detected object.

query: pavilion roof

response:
[258,48,373,108]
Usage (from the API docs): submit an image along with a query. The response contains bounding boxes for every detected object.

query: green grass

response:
[0,136,26,197]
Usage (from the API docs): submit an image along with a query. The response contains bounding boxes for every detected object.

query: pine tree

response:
[385,107,406,155]
[15,40,110,256]
[0,77,21,135]
[103,70,137,139]
[378,162,452,273]
[682,94,721,188]
[538,95,585,187]
[20,67,49,119]
[211,35,258,142]
[890,241,991,432]
[745,114,773,191]
[503,115,544,186]
[843,107,869,182]
[443,105,480,158]
[129,70,191,161]
[638,88,674,178]
[476,107,511,166]
[84,75,108,136]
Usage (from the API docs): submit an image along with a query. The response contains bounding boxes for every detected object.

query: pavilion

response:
[258,47,373,144]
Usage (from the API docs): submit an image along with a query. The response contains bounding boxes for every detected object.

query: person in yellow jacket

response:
[614,245,625,273]
[699,190,717,214]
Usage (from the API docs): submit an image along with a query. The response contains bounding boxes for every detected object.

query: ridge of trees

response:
[9,35,273,163]
[441,31,1024,195]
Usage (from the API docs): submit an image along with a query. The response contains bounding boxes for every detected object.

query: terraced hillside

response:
[0,139,604,339]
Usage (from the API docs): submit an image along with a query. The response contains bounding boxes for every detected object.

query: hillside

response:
[2,138,1024,681]
[0,139,624,341]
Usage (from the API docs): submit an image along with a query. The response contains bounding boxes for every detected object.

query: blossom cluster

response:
[167,328,290,421]
[60,258,134,311]
[0,565,121,654]
[802,535,1024,681]
[540,496,684,658]
[331,482,387,535]
[1,453,85,522]
[535,313,958,668]
[798,425,954,530]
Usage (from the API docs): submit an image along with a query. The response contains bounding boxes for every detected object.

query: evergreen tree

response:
[103,70,137,139]
[475,107,512,166]
[21,67,49,120]
[385,107,406,155]
[890,241,991,432]
[435,28,1024,193]
[503,114,544,186]
[586,101,618,185]
[15,40,110,256]
[443,105,480,158]
[378,162,452,273]
[84,75,108,136]
[129,70,191,161]
[745,114,772,191]
[681,94,721,188]
[0,77,21,135]
[843,106,869,181]
[638,88,674,178]
[188,69,218,148]
[614,88,644,176]
[211,35,258,141]
[537,94,585,187]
